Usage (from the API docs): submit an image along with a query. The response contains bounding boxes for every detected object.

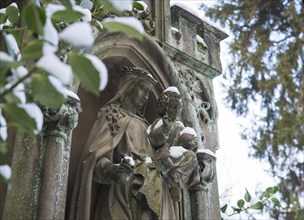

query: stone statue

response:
[68,67,200,220]
[147,87,200,201]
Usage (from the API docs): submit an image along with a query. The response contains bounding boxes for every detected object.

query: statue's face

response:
[166,99,182,121]
[130,81,150,109]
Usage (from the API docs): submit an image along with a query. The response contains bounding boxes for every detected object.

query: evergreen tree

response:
[202,0,303,219]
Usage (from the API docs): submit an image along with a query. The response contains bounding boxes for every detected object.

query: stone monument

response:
[1,1,228,220]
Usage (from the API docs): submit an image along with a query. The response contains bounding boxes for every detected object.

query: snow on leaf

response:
[0,51,14,62]
[4,33,21,61]
[0,110,7,141]
[43,18,59,48]
[103,16,144,34]
[109,0,133,12]
[59,22,94,48]
[73,5,91,22]
[169,146,188,158]
[18,103,43,134]
[45,3,65,17]
[36,53,72,85]
[144,156,152,163]
[84,54,108,91]
[11,65,28,80]
[0,164,11,180]
[12,83,26,104]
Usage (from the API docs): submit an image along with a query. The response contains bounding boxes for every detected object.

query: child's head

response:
[157,87,182,121]
[179,127,197,151]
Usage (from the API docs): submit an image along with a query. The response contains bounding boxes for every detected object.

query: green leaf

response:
[0,13,8,24]
[52,10,84,23]
[22,3,46,35]
[237,199,245,209]
[102,20,144,40]
[67,53,100,95]
[220,204,228,213]
[250,201,264,210]
[6,5,19,23]
[58,0,73,11]
[4,93,21,104]
[271,197,280,206]
[259,192,265,200]
[22,39,44,59]
[91,19,103,33]
[133,1,144,11]
[30,74,65,108]
[0,142,8,154]
[265,187,273,198]
[244,188,251,203]
[2,104,36,134]
[271,186,279,194]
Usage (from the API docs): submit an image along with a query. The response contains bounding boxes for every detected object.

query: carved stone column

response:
[37,97,81,220]
[190,151,217,220]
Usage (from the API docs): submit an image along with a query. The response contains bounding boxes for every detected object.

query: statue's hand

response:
[111,162,133,184]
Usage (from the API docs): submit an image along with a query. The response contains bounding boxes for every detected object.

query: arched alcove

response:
[65,32,172,215]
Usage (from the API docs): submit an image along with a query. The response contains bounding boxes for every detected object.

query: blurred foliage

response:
[221,187,281,219]
[202,0,303,219]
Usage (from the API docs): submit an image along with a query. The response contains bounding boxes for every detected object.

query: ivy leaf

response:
[271,198,280,206]
[52,10,84,23]
[67,53,100,95]
[0,142,8,154]
[265,187,273,198]
[30,74,65,108]
[22,3,46,35]
[244,188,251,203]
[237,199,245,209]
[250,201,264,210]
[6,5,19,23]
[2,104,36,135]
[220,204,228,213]
[259,192,265,200]
[22,39,44,59]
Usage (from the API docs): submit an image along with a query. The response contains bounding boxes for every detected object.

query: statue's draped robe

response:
[68,106,179,220]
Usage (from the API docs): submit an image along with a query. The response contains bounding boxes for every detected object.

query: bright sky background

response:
[171,1,277,218]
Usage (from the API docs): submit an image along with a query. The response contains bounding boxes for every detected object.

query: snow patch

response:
[84,54,108,91]
[180,127,197,137]
[36,53,72,85]
[164,86,180,95]
[123,156,135,167]
[170,2,200,17]
[13,83,26,104]
[59,22,94,48]
[169,146,188,158]
[146,125,152,135]
[154,119,163,130]
[45,4,65,17]
[103,17,144,34]
[80,0,93,10]
[12,66,28,79]
[144,157,152,163]
[196,35,208,48]
[197,148,216,158]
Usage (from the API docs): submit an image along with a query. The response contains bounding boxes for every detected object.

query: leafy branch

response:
[220,186,281,219]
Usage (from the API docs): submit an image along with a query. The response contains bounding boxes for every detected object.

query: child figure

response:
[147,87,199,200]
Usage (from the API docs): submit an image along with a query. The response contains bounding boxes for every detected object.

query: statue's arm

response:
[149,117,171,148]
[93,156,133,185]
